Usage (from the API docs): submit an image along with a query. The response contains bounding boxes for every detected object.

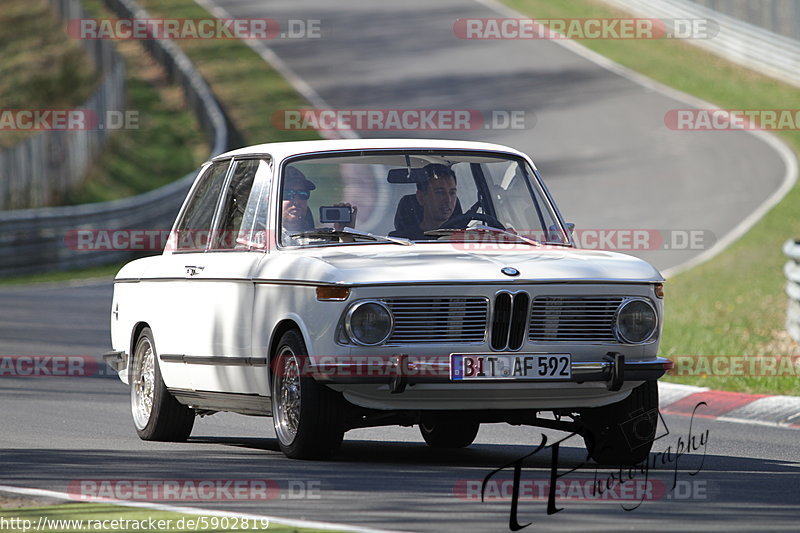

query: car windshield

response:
[279,150,570,247]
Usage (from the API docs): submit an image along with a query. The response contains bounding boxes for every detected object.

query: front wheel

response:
[130,327,194,441]
[271,329,344,459]
[579,381,659,465]
[419,413,480,448]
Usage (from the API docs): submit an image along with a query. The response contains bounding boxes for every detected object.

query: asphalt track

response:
[1,0,799,531]
[208,0,794,273]
[0,279,799,532]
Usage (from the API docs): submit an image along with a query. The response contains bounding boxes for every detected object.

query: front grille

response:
[491,292,530,350]
[529,296,622,343]
[384,297,488,344]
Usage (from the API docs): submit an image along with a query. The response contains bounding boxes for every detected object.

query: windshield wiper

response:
[424,225,542,247]
[291,227,413,246]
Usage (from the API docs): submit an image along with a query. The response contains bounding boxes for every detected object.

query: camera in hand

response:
[319,205,353,224]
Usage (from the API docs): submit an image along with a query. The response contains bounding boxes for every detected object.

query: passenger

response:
[282,167,316,234]
[281,167,357,245]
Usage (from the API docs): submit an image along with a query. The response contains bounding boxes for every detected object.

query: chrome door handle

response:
[185,265,205,276]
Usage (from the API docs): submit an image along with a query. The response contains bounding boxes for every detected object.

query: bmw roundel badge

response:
[501,267,519,277]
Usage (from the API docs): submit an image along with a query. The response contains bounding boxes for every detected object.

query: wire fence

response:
[0,0,126,210]
[0,0,232,276]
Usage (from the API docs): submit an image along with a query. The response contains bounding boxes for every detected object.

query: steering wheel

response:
[444,211,505,230]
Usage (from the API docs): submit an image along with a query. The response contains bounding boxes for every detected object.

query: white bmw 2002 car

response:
[105,139,671,463]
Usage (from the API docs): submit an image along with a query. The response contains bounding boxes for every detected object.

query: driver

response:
[391,163,458,240]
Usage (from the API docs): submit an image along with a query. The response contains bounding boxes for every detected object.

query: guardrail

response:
[686,0,800,42]
[0,0,126,210]
[0,0,232,276]
[785,239,800,344]
[601,0,800,88]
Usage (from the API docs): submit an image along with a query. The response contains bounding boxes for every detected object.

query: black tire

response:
[419,413,480,448]
[271,329,344,459]
[579,381,659,466]
[130,327,195,441]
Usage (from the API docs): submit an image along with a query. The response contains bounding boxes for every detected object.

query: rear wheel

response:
[271,329,344,459]
[419,413,480,448]
[131,327,194,441]
[579,381,659,465]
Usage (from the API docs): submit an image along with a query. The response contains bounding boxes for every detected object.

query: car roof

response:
[211,138,531,164]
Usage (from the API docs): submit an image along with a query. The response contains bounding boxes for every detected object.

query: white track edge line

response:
[192,0,358,141]
[714,415,800,430]
[0,484,404,533]
[472,0,799,279]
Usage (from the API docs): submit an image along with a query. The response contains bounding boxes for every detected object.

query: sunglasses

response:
[283,189,310,201]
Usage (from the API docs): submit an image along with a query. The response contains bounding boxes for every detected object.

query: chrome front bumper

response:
[312,353,673,393]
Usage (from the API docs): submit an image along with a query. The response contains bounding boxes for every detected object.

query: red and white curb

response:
[659,382,800,428]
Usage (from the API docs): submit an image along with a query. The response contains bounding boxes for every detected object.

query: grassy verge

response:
[503,0,800,394]
[62,0,208,204]
[0,0,98,148]
[135,0,320,146]
[3,0,319,285]
[0,0,206,203]
[0,503,347,533]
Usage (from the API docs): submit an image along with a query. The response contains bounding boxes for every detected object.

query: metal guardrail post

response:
[785,239,800,344]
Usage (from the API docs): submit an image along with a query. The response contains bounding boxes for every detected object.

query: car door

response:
[177,157,274,394]
[138,159,231,390]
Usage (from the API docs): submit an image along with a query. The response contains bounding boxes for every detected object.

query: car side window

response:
[213,158,272,250]
[173,160,230,251]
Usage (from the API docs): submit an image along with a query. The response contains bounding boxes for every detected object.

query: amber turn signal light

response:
[316,286,350,301]
[654,283,664,298]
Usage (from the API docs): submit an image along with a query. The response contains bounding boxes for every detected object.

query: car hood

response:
[257,244,663,285]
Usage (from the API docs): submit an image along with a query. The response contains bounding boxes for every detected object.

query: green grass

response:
[0,503,347,532]
[8,0,798,394]
[136,0,320,146]
[3,0,320,285]
[61,0,208,204]
[0,0,206,204]
[503,0,800,394]
[0,0,98,148]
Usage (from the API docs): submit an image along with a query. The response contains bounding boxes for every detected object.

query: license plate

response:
[450,354,571,380]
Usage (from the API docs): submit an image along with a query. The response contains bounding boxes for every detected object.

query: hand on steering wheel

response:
[444,211,505,231]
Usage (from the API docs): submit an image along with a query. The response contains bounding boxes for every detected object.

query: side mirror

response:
[566,223,575,235]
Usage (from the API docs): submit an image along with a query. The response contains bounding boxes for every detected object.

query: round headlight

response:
[615,299,657,344]
[345,301,393,346]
